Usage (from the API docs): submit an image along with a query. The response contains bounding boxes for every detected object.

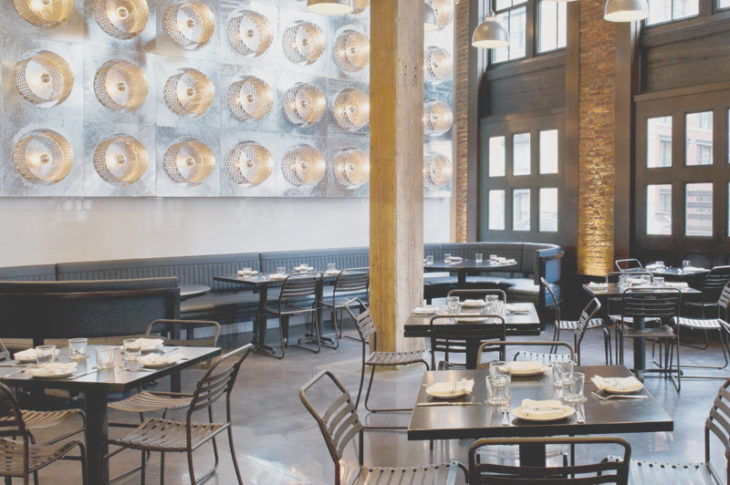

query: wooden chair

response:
[103,344,252,485]
[343,299,428,413]
[299,369,465,485]
[469,436,631,484]
[321,267,369,344]
[0,382,87,485]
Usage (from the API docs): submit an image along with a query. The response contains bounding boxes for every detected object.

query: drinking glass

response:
[276,266,286,276]
[489,360,509,379]
[561,372,585,403]
[475,253,484,264]
[552,360,574,388]
[444,253,452,263]
[446,296,460,314]
[68,338,88,360]
[327,262,337,272]
[35,345,56,366]
[425,255,434,266]
[656,261,665,269]
[486,375,510,406]
[682,260,691,271]
[96,346,116,369]
[654,276,665,287]
[641,274,651,286]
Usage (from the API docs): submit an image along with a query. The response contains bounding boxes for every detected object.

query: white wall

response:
[0,197,451,266]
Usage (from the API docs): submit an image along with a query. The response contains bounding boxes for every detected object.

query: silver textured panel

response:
[226,10,273,57]
[282,82,326,127]
[332,29,368,72]
[13,129,74,185]
[163,68,215,117]
[333,147,368,188]
[93,0,149,39]
[423,99,453,136]
[12,0,74,27]
[94,59,148,111]
[332,88,368,132]
[155,126,219,196]
[163,138,215,185]
[15,50,74,107]
[281,144,325,187]
[424,45,452,84]
[162,1,215,49]
[281,20,326,65]
[225,141,273,186]
[226,76,273,122]
[423,151,452,188]
[93,134,148,185]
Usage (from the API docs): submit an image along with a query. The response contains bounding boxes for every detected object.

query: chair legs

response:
[360,361,430,413]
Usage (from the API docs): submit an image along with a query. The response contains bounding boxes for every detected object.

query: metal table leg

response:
[85,387,109,484]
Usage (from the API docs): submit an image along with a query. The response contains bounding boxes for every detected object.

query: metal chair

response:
[623,375,730,485]
[103,344,252,485]
[684,265,730,318]
[429,314,506,370]
[0,382,87,485]
[343,299,428,413]
[477,340,576,368]
[469,436,631,484]
[615,287,682,391]
[263,272,323,359]
[615,258,644,272]
[446,288,507,301]
[321,267,369,345]
[299,369,465,485]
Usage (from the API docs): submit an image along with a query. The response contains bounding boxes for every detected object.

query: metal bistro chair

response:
[343,299,428,413]
[446,288,507,302]
[300,370,465,485]
[623,374,730,484]
[430,314,506,370]
[684,265,730,319]
[0,382,87,485]
[469,436,631,484]
[615,258,644,272]
[103,344,252,485]
[477,340,576,368]
[321,267,369,345]
[263,272,324,359]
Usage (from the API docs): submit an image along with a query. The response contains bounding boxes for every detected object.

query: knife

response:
[70,368,99,380]
[417,402,481,407]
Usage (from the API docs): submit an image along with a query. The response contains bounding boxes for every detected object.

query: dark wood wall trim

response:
[635,81,730,103]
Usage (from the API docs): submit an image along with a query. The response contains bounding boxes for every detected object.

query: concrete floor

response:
[22,320,730,484]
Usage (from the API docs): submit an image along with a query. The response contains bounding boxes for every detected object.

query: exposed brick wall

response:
[453,0,470,242]
[577,0,617,275]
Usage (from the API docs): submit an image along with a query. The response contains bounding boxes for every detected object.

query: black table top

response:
[407,365,673,441]
[215,272,339,287]
[582,282,701,297]
[645,266,708,277]
[404,301,540,337]
[0,344,221,393]
[424,259,518,272]
[179,284,211,299]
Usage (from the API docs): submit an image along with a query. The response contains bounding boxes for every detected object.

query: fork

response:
[592,391,647,401]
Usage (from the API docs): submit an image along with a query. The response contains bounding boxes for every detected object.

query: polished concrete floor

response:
[23,320,730,484]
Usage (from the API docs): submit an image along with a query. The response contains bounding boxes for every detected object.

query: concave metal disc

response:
[93,0,149,39]
[163,139,215,185]
[13,129,74,185]
[12,0,73,27]
[334,148,369,188]
[15,50,74,107]
[352,0,368,14]
[281,144,326,186]
[163,1,215,50]
[332,88,369,132]
[423,99,453,135]
[282,83,326,127]
[424,152,452,187]
[424,46,453,83]
[94,60,148,112]
[226,10,273,57]
[429,0,454,28]
[226,141,273,185]
[333,29,369,73]
[163,68,215,117]
[226,76,273,122]
[282,21,326,65]
[93,134,148,186]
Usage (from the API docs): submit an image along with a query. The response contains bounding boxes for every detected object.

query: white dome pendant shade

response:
[604,0,648,22]
[472,11,509,48]
[307,0,353,15]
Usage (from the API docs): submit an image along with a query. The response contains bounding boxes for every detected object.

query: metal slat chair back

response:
[477,341,575,368]
[187,344,252,416]
[621,288,681,321]
[145,319,221,348]
[0,384,24,438]
[468,436,631,484]
[300,370,363,485]
[702,266,730,303]
[279,273,322,302]
[332,268,369,296]
[575,298,602,342]
[615,258,644,272]
[718,283,730,321]
[430,315,506,369]
[705,374,730,484]
[344,298,376,342]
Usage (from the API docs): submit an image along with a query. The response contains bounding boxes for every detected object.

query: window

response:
[513,189,530,231]
[686,111,713,166]
[539,188,558,232]
[489,136,506,177]
[489,190,506,230]
[647,116,672,168]
[537,1,566,54]
[721,0,730,10]
[493,4,527,63]
[647,0,699,25]
[539,129,558,174]
[685,183,712,236]
[647,184,672,235]
[513,133,531,175]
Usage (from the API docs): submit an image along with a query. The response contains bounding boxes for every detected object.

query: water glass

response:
[489,360,509,379]
[552,360,574,388]
[486,375,510,406]
[95,346,116,369]
[561,372,585,403]
[446,295,460,314]
[654,276,665,287]
[35,345,56,366]
[656,260,665,269]
[641,274,651,286]
[682,260,691,271]
[276,266,286,276]
[327,262,337,272]
[68,338,88,360]
[475,253,484,264]
[425,255,434,266]
[444,253,452,263]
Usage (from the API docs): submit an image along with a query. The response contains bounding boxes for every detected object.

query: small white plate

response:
[512,405,575,422]
[506,361,549,376]
[425,383,471,399]
[461,299,487,308]
[269,274,287,280]
[597,381,643,394]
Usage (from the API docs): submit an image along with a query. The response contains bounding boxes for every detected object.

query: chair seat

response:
[366,349,426,366]
[108,391,192,413]
[0,437,81,475]
[621,325,677,340]
[558,318,604,331]
[627,458,719,485]
[349,461,461,485]
[21,409,83,429]
[107,417,226,452]
[676,317,722,330]
[322,294,368,309]
[265,303,317,316]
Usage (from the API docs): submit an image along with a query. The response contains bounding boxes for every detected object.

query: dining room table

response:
[408,365,673,467]
[0,343,221,485]
[424,258,518,286]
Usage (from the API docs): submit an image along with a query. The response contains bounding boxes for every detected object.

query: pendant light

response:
[471,11,509,48]
[604,0,648,22]
[424,3,439,32]
[307,0,354,15]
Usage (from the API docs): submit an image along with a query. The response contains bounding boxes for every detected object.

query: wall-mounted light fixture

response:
[94,60,148,112]
[163,68,215,117]
[227,76,273,122]
[424,45,453,83]
[93,0,149,39]
[282,82,326,127]
[226,141,273,186]
[13,129,74,185]
[282,21,326,65]
[334,148,369,188]
[281,144,326,187]
[12,0,73,27]
[163,138,215,185]
[163,1,215,49]
[93,134,148,186]
[333,29,369,72]
[333,88,369,132]
[423,99,453,135]
[226,10,273,57]
[15,50,74,107]
[423,152,452,187]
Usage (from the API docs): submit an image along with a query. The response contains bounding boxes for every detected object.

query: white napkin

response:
[413,306,437,315]
[587,281,608,289]
[26,362,77,377]
[427,378,474,396]
[520,399,567,419]
[138,354,174,367]
[14,348,60,362]
[684,266,707,272]
[135,338,164,351]
[325,269,340,275]
[591,375,643,393]
[270,273,287,280]
[504,259,518,265]
[506,303,531,314]
[507,361,545,373]
[461,299,487,308]
[294,265,314,272]
[665,281,688,288]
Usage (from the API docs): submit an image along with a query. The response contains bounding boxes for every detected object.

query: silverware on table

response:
[591,391,648,401]
[416,401,481,407]
[70,368,99,380]
[500,405,511,426]
[159,347,182,354]
[576,403,585,423]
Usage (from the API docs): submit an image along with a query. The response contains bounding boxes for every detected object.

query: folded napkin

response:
[427,378,474,397]
[26,362,77,377]
[14,348,60,362]
[294,265,314,272]
[506,303,531,314]
[665,281,689,288]
[325,269,340,275]
[269,273,287,280]
[138,354,174,368]
[587,281,608,289]
[507,361,545,373]
[413,306,437,315]
[461,299,487,308]
[684,266,707,272]
[520,399,567,419]
[591,375,643,393]
[134,338,164,351]
[504,259,518,265]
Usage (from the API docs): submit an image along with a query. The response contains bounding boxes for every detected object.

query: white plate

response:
[595,379,643,394]
[506,361,549,376]
[425,383,471,399]
[269,274,287,280]
[138,357,174,369]
[512,405,575,422]
[413,306,437,315]
[29,370,76,379]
